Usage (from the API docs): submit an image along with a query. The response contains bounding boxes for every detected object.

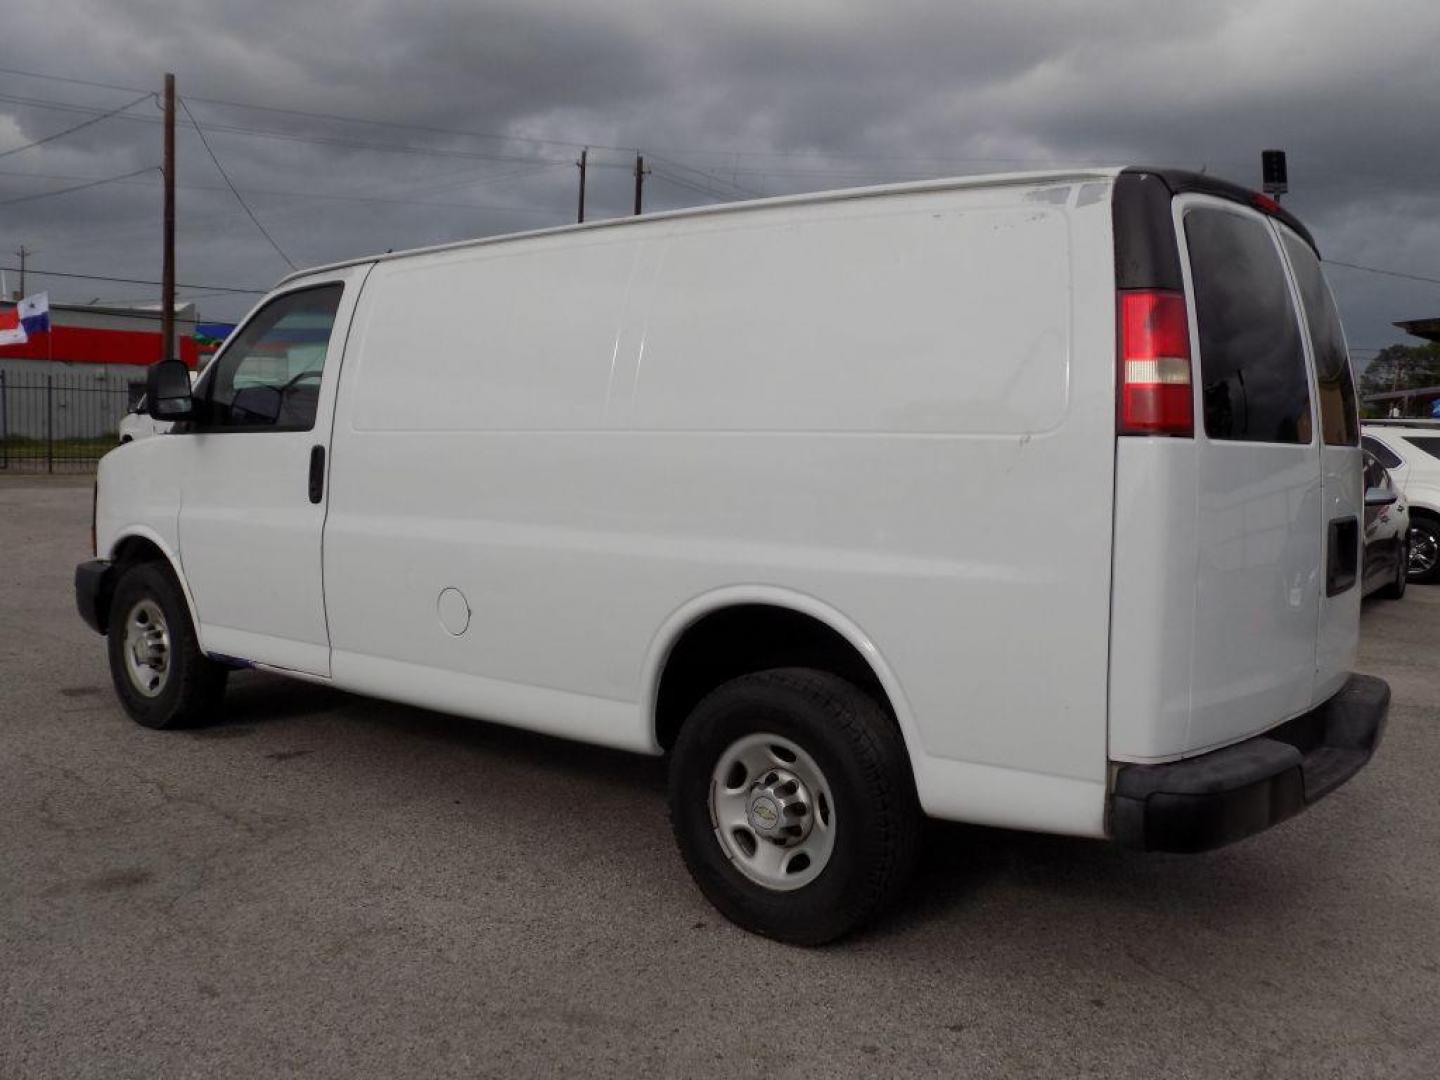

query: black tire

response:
[1408,516,1440,585]
[1377,538,1408,600]
[668,668,921,945]
[106,561,228,729]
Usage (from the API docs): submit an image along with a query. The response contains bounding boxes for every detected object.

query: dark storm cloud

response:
[0,0,1436,348]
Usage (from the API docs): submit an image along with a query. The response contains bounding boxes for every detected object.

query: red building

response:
[0,299,200,372]
[0,301,200,441]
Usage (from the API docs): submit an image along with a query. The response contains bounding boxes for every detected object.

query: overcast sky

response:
[1,0,1437,360]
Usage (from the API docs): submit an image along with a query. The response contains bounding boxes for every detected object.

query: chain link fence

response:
[0,371,136,474]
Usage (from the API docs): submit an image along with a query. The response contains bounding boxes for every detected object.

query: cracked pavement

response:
[2,475,1439,1078]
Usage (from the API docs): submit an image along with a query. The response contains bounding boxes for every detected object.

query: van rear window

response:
[1362,435,1403,469]
[1282,233,1358,446]
[1184,208,1312,444]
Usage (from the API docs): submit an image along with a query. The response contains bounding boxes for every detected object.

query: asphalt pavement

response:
[2,475,1437,1079]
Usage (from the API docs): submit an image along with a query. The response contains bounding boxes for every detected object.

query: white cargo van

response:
[77,167,1389,943]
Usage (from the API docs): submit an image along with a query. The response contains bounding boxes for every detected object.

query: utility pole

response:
[14,244,29,298]
[161,72,176,365]
[576,147,587,223]
[633,153,648,216]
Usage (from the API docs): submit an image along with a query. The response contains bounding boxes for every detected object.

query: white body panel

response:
[320,177,1119,834]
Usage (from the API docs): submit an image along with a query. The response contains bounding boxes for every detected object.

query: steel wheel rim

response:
[123,598,171,698]
[1409,526,1439,576]
[709,732,836,892]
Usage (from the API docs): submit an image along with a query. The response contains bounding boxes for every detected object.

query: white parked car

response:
[118,370,198,444]
[1361,422,1440,582]
[76,167,1389,943]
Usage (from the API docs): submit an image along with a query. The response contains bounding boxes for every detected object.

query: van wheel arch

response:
[104,534,200,638]
[112,534,169,570]
[653,603,904,755]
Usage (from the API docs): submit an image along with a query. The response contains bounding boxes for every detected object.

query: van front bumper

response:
[75,559,114,635]
[1109,673,1389,853]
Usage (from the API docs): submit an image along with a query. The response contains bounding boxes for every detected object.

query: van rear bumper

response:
[1109,673,1389,853]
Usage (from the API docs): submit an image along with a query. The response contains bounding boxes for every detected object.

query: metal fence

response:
[0,371,136,474]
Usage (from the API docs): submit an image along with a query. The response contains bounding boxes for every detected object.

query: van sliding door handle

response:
[308,445,325,504]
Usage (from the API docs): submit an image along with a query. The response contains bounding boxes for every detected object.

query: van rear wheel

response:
[668,668,920,945]
[106,561,228,729]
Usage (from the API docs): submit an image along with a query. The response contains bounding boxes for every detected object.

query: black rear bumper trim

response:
[1109,673,1389,853]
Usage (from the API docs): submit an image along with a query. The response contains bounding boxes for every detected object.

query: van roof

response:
[276,167,1125,288]
[276,164,1313,289]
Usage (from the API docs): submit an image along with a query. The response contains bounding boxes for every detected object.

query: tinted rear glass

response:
[1405,436,1440,461]
[1185,208,1312,444]
[1362,435,1404,469]
[1282,233,1358,445]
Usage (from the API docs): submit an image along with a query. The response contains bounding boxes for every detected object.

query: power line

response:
[649,169,734,203]
[0,65,1272,176]
[0,163,564,216]
[0,65,1243,173]
[179,96,296,270]
[1323,259,1440,287]
[0,89,573,167]
[647,153,764,199]
[0,66,143,95]
[0,66,585,149]
[0,90,153,160]
[0,65,637,155]
[0,264,266,293]
[0,165,158,207]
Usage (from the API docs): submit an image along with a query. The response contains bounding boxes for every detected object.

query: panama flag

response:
[0,292,49,346]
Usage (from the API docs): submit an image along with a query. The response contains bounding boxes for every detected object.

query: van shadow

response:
[186,671,352,737]
[870,815,1316,946]
[199,669,667,794]
[193,670,1311,941]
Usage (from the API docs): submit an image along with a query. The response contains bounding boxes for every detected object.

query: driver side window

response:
[200,285,343,430]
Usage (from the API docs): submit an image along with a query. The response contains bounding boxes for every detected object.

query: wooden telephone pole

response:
[633,153,647,216]
[161,72,176,364]
[576,147,587,223]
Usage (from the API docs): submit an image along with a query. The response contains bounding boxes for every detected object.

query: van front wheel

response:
[106,561,228,729]
[668,668,920,945]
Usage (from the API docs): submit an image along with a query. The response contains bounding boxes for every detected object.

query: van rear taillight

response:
[1118,289,1193,436]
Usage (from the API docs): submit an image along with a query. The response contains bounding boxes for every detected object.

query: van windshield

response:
[1185,208,1312,444]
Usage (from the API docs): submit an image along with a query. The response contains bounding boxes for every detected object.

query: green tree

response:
[1357,343,1440,417]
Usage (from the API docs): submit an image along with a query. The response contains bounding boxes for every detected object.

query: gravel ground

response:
[2,475,1437,1079]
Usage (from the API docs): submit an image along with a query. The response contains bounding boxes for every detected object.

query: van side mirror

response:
[146,360,194,421]
[1364,486,1398,508]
